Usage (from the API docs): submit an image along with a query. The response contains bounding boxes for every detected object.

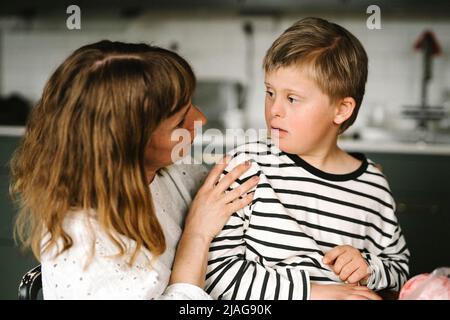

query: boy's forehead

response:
[264,65,330,98]
[265,65,314,87]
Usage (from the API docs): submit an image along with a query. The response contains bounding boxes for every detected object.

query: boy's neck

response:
[297,136,362,175]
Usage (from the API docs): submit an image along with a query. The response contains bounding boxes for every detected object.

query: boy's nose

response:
[270,98,285,118]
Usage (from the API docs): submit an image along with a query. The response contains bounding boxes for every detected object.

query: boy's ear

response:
[333,97,356,125]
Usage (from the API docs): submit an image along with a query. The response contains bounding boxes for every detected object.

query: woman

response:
[10,40,258,299]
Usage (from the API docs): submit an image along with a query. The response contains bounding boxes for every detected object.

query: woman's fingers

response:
[352,288,382,300]
[352,285,373,291]
[343,285,381,300]
[346,294,370,300]
[226,191,255,215]
[203,155,231,188]
[222,175,259,204]
[214,160,252,194]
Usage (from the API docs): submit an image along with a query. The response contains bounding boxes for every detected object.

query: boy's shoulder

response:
[227,138,284,164]
[224,138,283,178]
[358,155,395,202]
[363,157,390,184]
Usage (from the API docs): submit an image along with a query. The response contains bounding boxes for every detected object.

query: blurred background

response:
[1,0,450,299]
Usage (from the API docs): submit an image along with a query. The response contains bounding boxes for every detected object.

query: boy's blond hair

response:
[263,17,368,133]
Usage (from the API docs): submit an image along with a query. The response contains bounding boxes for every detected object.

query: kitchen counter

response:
[338,139,450,155]
[0,126,25,137]
[2,126,450,155]
[192,130,450,156]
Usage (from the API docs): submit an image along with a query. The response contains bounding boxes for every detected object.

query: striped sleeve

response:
[359,163,410,292]
[205,152,310,300]
[364,224,410,291]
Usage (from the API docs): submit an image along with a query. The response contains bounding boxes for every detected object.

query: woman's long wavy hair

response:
[10,40,196,266]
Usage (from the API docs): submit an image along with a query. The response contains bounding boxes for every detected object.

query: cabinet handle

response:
[397,202,407,213]
[396,202,440,215]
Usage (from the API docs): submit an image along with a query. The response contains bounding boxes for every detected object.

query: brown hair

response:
[263,17,368,132]
[10,40,196,266]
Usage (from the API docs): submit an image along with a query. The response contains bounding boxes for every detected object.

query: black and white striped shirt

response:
[205,139,409,300]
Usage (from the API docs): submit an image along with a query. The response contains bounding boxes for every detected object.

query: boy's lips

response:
[271,125,288,132]
[270,126,289,137]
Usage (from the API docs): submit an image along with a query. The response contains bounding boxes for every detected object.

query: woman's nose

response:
[193,105,207,126]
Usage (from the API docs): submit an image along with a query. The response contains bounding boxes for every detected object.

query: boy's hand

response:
[323,245,371,285]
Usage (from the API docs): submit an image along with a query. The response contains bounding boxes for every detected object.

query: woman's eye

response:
[265,90,274,97]
[288,97,297,103]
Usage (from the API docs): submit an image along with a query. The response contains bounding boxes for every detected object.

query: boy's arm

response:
[324,226,409,292]
[363,225,410,292]
[205,154,310,300]
[206,209,310,300]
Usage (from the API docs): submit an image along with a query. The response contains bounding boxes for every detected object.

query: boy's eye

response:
[265,90,274,97]
[288,96,297,103]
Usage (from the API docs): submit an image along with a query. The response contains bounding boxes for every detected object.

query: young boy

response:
[205,17,409,300]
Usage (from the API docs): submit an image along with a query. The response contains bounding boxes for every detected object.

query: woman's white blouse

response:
[41,160,211,300]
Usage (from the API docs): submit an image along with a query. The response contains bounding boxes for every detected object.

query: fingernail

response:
[245,160,251,166]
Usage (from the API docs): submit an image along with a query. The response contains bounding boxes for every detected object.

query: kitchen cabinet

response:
[0,136,38,299]
[364,152,450,277]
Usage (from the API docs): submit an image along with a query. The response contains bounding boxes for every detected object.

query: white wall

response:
[1,13,450,131]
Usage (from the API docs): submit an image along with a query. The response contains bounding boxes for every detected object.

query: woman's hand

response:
[310,283,382,300]
[170,155,258,289]
[183,155,259,243]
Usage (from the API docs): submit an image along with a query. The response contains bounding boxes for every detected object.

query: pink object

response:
[399,267,450,300]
